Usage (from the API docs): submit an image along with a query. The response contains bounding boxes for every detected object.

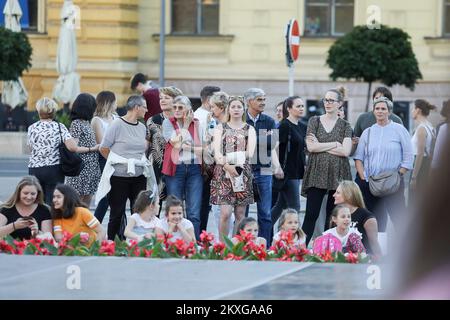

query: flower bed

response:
[0,230,371,264]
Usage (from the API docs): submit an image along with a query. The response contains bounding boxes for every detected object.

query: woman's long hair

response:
[338,180,366,209]
[94,91,117,118]
[0,176,45,210]
[51,184,87,219]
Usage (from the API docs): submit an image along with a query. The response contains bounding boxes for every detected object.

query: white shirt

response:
[411,122,434,156]
[194,107,211,142]
[156,218,194,241]
[323,227,362,247]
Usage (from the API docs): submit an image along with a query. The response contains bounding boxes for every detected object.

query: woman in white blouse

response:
[27,97,95,205]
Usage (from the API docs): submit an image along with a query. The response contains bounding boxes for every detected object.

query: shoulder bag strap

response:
[56,120,63,145]
[366,128,371,178]
[281,123,291,170]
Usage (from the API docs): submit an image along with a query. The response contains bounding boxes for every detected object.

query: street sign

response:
[285,18,300,96]
[288,19,300,62]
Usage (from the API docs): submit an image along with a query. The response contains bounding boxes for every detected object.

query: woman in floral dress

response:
[66,93,101,206]
[210,96,257,241]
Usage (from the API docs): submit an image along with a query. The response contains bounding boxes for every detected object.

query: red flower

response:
[199,231,214,244]
[319,249,335,262]
[99,240,115,256]
[234,230,254,244]
[345,252,359,264]
[224,253,243,261]
[213,242,225,254]
[0,240,14,254]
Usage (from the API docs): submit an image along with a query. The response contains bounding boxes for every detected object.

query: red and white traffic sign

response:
[288,19,300,62]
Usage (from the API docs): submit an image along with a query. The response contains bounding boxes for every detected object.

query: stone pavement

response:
[0,254,388,299]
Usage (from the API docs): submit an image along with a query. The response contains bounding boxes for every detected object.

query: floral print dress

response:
[66,119,101,195]
[210,123,254,206]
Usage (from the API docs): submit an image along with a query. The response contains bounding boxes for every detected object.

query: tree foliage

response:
[326,24,422,90]
[0,27,33,81]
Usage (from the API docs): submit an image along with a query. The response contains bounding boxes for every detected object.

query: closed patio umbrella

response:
[1,0,28,108]
[52,0,80,105]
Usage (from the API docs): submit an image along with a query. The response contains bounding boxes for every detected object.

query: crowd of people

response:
[1,72,449,261]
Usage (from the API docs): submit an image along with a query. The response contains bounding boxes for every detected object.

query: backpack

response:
[312,233,342,255]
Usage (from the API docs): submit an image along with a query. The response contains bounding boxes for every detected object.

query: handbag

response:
[366,128,401,197]
[272,123,291,191]
[57,122,83,177]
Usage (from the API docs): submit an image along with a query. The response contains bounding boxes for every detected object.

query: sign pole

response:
[288,63,294,97]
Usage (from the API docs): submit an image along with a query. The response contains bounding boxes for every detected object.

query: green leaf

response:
[89,241,100,256]
[0,27,33,81]
[41,241,58,256]
[68,234,81,248]
[4,235,17,249]
[23,243,37,255]
[223,236,234,251]
[335,251,347,263]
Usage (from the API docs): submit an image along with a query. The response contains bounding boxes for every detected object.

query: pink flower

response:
[199,231,214,244]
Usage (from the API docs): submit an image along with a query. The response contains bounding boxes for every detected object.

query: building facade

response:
[3,0,450,128]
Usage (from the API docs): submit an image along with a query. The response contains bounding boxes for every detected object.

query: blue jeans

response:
[270,179,301,241]
[164,164,203,240]
[251,169,273,245]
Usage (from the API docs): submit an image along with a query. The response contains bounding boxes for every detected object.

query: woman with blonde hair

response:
[162,95,203,239]
[27,97,95,204]
[91,91,118,222]
[333,180,382,257]
[0,176,52,240]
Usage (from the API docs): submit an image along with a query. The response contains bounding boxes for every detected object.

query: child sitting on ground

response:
[321,205,365,253]
[232,217,266,247]
[52,184,106,246]
[155,195,196,242]
[124,186,160,242]
[272,208,306,246]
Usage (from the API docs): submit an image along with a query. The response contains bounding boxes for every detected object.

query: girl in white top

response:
[91,91,118,146]
[272,208,306,246]
[124,186,160,242]
[322,205,365,253]
[232,217,266,247]
[155,195,196,242]
[410,99,436,189]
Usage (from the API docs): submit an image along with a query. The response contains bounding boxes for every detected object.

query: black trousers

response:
[29,164,65,205]
[107,175,146,240]
[355,176,405,232]
[302,187,336,246]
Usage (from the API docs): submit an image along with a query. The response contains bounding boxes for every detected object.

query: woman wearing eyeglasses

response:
[270,96,307,241]
[162,95,203,240]
[301,87,353,246]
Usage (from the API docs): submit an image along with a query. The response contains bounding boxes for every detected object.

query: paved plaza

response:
[0,254,387,299]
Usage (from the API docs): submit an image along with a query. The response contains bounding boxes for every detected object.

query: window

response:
[444,0,450,36]
[0,0,44,32]
[304,0,354,36]
[172,0,219,35]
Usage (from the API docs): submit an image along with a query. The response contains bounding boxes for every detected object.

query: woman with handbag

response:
[162,95,204,240]
[27,97,95,205]
[210,96,257,242]
[301,87,353,246]
[270,96,307,240]
[354,97,414,232]
[66,93,101,207]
